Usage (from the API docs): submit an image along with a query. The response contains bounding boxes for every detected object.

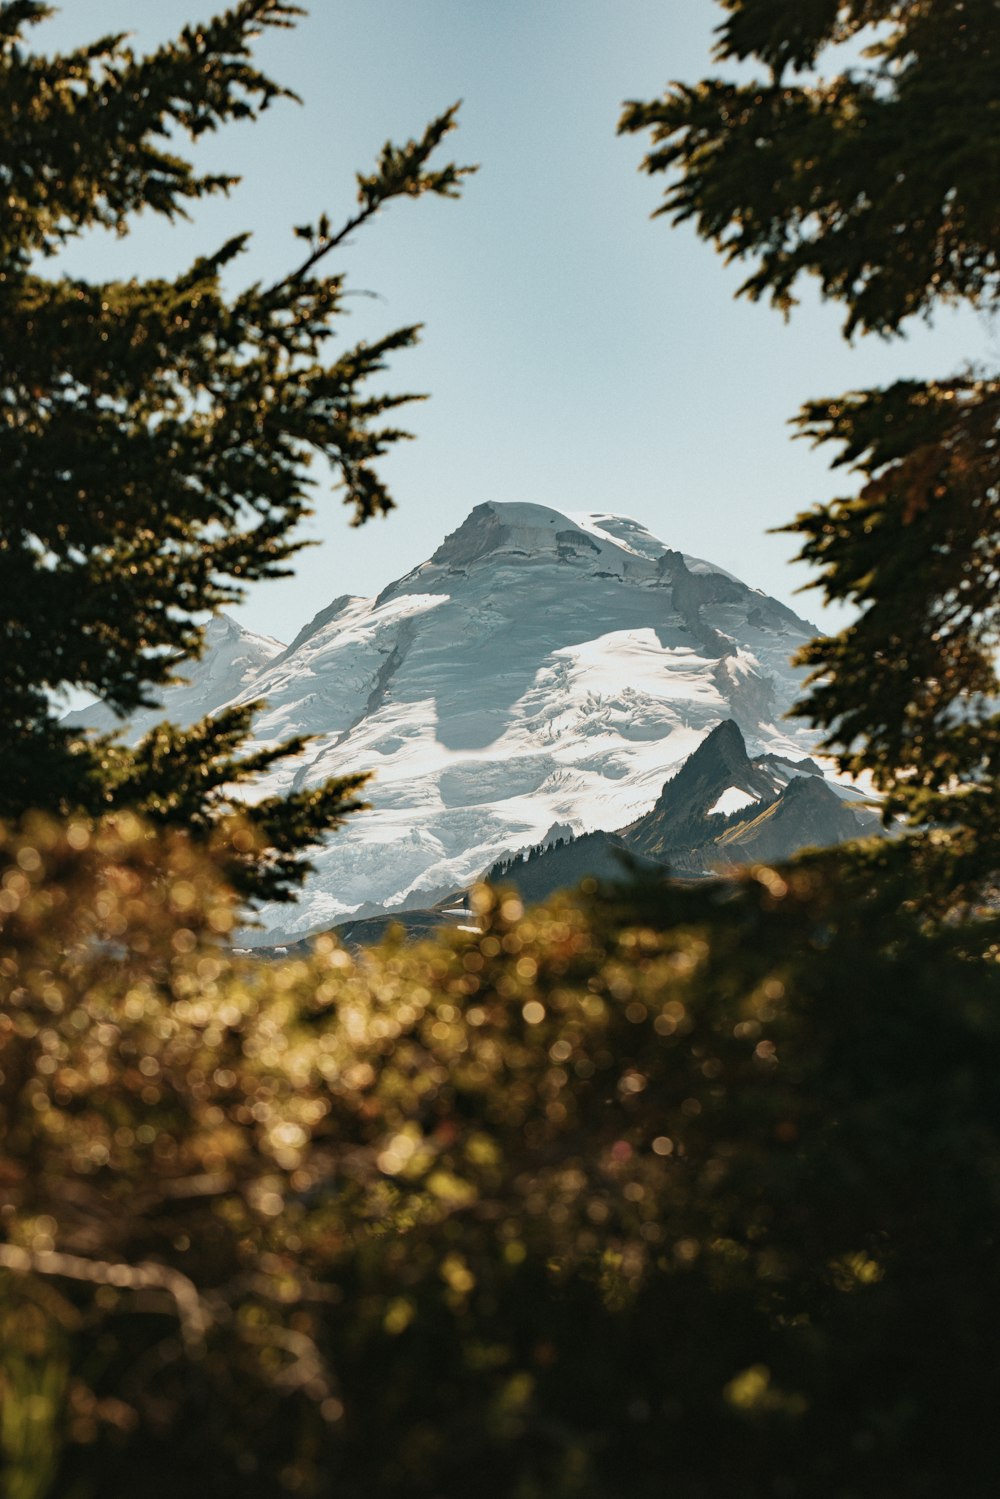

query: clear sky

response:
[40,1,995,645]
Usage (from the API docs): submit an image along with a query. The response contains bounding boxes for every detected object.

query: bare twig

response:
[0,1242,209,1355]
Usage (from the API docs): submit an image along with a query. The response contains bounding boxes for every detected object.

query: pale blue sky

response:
[41,1,994,643]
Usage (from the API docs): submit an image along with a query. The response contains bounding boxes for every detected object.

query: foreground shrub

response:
[1,815,998,1497]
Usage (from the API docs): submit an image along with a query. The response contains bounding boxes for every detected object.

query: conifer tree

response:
[0,0,472,899]
[620,0,1000,904]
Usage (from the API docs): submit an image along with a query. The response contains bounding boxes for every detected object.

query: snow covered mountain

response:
[67,502,828,943]
[63,613,285,744]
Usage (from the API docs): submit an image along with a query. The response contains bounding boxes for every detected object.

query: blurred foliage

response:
[0,1,472,897]
[3,817,1000,1496]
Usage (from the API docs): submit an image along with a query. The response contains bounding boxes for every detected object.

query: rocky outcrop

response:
[489,721,879,900]
[711,772,876,867]
[624,719,784,858]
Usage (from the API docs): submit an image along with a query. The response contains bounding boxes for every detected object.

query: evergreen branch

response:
[272,103,475,294]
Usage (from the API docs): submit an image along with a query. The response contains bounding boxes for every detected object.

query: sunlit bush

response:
[2,817,999,1497]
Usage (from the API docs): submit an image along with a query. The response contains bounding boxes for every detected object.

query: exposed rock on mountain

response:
[624,718,787,858]
[623,717,879,874]
[484,718,879,905]
[711,770,877,868]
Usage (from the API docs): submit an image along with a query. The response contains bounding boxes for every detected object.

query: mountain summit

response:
[67,502,826,942]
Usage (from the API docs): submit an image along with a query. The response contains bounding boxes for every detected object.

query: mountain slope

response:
[485,830,668,906]
[624,718,791,857]
[712,771,877,867]
[623,718,879,873]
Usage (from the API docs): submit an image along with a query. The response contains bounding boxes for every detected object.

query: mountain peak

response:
[625,718,777,857]
[429,502,615,570]
[62,613,284,744]
[698,717,749,760]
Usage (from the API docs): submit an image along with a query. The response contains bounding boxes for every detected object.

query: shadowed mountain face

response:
[620,715,877,872]
[712,771,872,866]
[484,830,665,907]
[624,718,789,858]
[490,720,880,903]
[66,502,825,943]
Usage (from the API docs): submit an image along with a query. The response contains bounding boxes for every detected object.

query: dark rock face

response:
[622,720,881,873]
[624,719,782,858]
[713,772,869,866]
[489,721,880,900]
[429,503,513,568]
[758,749,824,778]
[556,529,601,556]
[656,550,741,659]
